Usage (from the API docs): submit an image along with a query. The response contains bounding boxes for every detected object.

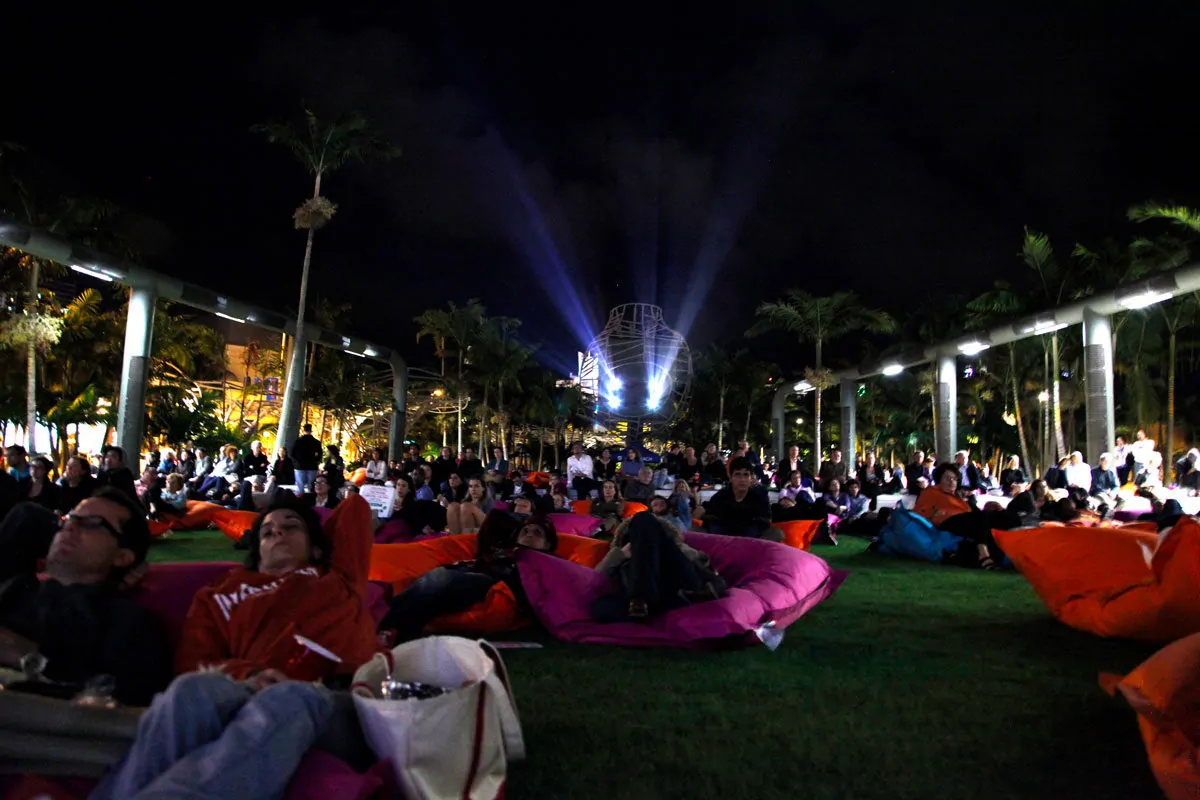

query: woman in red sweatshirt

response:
[175,492,377,682]
[93,494,378,800]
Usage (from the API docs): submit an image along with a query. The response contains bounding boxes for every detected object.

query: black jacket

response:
[57,474,96,513]
[17,479,60,513]
[96,467,139,506]
[292,434,323,470]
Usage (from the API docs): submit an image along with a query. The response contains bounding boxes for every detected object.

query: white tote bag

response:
[350,636,525,800]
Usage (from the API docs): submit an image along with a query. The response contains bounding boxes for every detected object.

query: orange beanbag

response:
[996,518,1200,642]
[350,467,368,486]
[148,500,222,537]
[912,488,971,525]
[209,508,260,541]
[570,499,648,518]
[775,519,822,551]
[1101,632,1200,800]
[526,471,550,489]
[369,533,609,634]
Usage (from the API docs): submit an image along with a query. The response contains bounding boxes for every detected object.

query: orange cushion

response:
[621,502,648,518]
[368,533,609,633]
[527,471,551,489]
[148,500,220,537]
[1101,632,1200,800]
[912,488,971,525]
[571,499,593,516]
[209,508,260,541]
[350,467,368,486]
[776,519,822,551]
[996,519,1200,642]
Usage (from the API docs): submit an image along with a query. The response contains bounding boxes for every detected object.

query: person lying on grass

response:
[377,509,557,643]
[592,503,725,621]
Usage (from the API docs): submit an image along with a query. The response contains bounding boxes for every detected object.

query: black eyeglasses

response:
[60,513,121,539]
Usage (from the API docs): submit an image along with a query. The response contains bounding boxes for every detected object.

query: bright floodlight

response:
[70,264,114,282]
[1117,290,1172,310]
[881,362,904,376]
[958,340,989,356]
[582,304,692,429]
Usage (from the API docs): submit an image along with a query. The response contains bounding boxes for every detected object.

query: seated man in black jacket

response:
[695,458,784,542]
[0,487,172,706]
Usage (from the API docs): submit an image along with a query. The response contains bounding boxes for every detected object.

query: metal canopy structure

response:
[0,218,409,457]
[771,262,1200,467]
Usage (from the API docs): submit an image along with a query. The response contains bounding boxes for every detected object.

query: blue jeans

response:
[294,469,319,494]
[90,672,332,800]
[377,566,499,642]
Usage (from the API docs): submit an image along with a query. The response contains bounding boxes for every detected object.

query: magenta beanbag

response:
[547,512,603,537]
[131,561,239,647]
[518,532,845,648]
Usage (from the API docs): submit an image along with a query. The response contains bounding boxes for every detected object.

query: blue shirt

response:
[416,485,435,502]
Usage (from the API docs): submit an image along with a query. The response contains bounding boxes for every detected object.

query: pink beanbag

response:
[131,561,239,648]
[547,512,603,537]
[517,532,845,648]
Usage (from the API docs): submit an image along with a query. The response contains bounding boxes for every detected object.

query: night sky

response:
[9,2,1200,373]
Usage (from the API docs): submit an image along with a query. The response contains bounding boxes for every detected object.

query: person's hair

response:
[5,444,27,457]
[788,470,801,481]
[242,495,332,572]
[303,423,313,432]
[327,444,339,455]
[522,513,558,554]
[1030,479,1048,499]
[729,456,753,475]
[931,462,958,487]
[67,455,89,473]
[92,486,152,567]
[31,456,52,472]
[600,479,620,500]
[1057,457,1069,468]
[106,446,126,465]
[845,479,859,490]
[224,445,239,459]
[166,473,184,491]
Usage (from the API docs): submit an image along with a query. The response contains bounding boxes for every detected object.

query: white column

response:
[840,379,857,464]
[388,353,408,460]
[936,352,957,461]
[771,385,789,461]
[276,323,308,456]
[1083,308,1115,465]
[116,284,157,455]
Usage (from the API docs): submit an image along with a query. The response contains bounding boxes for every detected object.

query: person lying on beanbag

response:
[377,509,557,643]
[591,505,725,621]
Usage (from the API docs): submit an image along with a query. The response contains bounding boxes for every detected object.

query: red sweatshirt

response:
[175,494,377,680]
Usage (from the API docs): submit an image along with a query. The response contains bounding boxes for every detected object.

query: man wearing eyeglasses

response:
[0,487,172,706]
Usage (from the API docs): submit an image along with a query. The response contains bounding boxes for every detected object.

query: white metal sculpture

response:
[581,304,692,429]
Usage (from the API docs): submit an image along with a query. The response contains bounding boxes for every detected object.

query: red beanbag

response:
[996,518,1200,642]
[1102,632,1200,800]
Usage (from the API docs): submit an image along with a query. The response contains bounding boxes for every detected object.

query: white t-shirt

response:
[566,454,594,481]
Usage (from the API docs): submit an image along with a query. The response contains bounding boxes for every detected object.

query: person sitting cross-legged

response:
[90,494,378,800]
[591,504,726,621]
[377,509,557,643]
[694,457,784,542]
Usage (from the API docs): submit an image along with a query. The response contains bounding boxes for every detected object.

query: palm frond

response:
[1128,202,1200,233]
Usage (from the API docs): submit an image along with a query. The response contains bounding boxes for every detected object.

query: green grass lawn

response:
[147,530,1162,799]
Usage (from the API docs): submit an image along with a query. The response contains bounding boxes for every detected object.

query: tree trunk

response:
[498,382,507,461]
[456,351,464,455]
[1167,328,1177,466]
[538,425,546,469]
[57,424,68,471]
[717,389,725,451]
[1009,345,1032,479]
[813,337,823,476]
[25,259,39,453]
[1050,332,1066,459]
[744,404,752,442]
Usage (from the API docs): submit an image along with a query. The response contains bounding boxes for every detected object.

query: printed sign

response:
[359,484,396,519]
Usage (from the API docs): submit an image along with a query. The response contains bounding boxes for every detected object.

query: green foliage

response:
[252,108,400,178]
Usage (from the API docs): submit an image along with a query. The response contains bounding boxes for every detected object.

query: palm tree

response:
[415,299,486,453]
[253,108,398,434]
[735,360,779,443]
[1129,203,1200,461]
[749,291,896,473]
[695,345,744,452]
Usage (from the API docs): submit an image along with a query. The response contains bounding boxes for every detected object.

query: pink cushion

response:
[518,532,846,648]
[373,518,414,544]
[313,506,335,524]
[284,750,391,800]
[130,562,239,648]
[547,513,603,538]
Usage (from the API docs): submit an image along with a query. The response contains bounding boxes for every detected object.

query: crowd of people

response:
[2,424,1198,796]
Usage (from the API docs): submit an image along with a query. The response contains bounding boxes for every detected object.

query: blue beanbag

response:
[877,507,963,563]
